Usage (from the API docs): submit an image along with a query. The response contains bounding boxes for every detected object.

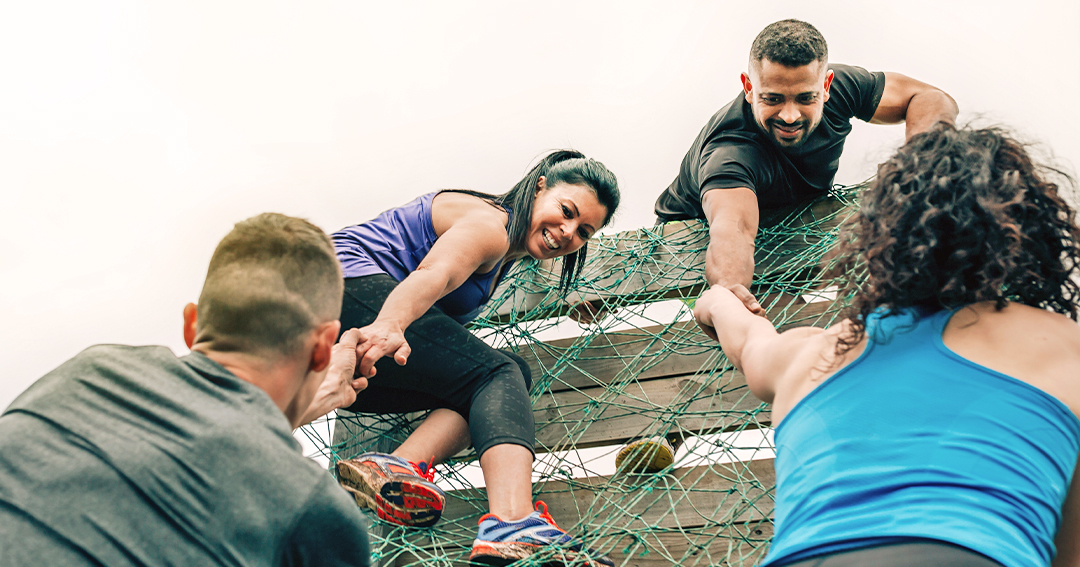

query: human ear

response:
[822,69,835,102]
[309,320,342,373]
[183,303,198,349]
[741,72,753,104]
[536,175,547,195]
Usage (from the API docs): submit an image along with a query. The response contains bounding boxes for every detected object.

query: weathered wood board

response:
[385,459,776,566]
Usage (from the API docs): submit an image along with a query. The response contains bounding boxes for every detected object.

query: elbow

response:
[410,264,456,297]
[733,338,775,403]
[709,216,756,241]
[740,357,775,404]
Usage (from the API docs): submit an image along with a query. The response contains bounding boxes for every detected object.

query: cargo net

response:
[299,183,867,566]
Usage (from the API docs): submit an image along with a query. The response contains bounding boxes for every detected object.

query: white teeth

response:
[542,230,559,250]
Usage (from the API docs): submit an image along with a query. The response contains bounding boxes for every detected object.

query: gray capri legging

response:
[339,274,535,458]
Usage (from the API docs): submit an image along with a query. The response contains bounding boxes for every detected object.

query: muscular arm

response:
[702,187,759,290]
[870,72,958,140]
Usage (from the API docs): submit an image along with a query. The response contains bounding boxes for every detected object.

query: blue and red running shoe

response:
[336,452,445,528]
[469,501,614,566]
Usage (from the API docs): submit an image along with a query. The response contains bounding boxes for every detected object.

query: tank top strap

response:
[927,307,958,337]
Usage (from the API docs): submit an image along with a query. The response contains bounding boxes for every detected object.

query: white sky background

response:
[2,0,1078,412]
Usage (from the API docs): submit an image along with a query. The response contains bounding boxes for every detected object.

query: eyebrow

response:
[760,91,818,98]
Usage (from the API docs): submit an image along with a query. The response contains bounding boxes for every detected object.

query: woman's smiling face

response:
[525,177,608,260]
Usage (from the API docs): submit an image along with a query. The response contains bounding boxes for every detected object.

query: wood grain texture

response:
[387,459,776,566]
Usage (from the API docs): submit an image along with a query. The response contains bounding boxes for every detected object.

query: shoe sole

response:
[470,543,612,567]
[615,437,674,473]
[336,460,444,528]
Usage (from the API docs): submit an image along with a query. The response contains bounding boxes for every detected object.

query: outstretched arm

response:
[702,187,765,316]
[355,208,509,378]
[296,328,366,426]
[694,285,825,404]
[870,72,958,140]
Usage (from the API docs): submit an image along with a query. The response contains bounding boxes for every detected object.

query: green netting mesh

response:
[297,182,867,566]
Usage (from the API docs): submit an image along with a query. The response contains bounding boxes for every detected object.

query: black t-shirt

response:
[655,64,885,220]
[0,345,371,567]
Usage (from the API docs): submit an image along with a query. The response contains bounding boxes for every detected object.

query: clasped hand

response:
[297,328,369,426]
[693,283,766,341]
[354,319,411,378]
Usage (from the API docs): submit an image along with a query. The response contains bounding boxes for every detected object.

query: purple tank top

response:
[332,192,514,324]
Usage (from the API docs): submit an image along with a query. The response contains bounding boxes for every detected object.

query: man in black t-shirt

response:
[0,214,374,566]
[656,18,957,307]
[618,19,957,474]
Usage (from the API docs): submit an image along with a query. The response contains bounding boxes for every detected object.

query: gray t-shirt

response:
[0,345,370,567]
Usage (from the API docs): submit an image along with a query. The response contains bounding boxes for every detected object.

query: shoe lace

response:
[411,455,437,483]
[534,500,561,530]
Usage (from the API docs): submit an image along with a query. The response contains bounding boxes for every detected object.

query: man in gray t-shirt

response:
[0,213,373,566]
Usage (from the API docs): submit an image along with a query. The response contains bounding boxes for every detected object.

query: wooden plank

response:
[534,369,769,451]
[519,299,842,393]
[484,195,855,324]
[440,458,775,529]
[387,522,774,566]
[600,522,773,567]
[380,459,776,566]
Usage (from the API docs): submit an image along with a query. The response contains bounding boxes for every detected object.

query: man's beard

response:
[764,118,816,148]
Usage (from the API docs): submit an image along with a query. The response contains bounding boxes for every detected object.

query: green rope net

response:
[298,182,867,566]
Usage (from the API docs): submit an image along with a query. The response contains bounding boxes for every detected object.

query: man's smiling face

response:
[742,58,833,149]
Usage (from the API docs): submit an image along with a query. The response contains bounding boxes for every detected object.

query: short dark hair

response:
[750,19,828,69]
[447,150,620,293]
[196,213,343,356]
[828,123,1080,350]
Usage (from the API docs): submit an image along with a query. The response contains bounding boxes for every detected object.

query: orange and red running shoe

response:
[336,452,445,528]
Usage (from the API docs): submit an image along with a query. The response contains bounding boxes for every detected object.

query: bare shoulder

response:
[947,302,1080,414]
[952,302,1080,353]
[430,191,510,237]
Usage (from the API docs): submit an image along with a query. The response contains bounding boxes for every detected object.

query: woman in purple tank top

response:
[328,150,621,566]
[693,124,1080,567]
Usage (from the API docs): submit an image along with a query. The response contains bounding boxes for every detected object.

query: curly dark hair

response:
[827,122,1080,350]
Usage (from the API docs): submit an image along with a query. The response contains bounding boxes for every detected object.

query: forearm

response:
[705,221,755,288]
[705,286,776,369]
[904,89,958,140]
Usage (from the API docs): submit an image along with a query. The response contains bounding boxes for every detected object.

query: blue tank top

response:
[332,192,514,324]
[762,308,1080,567]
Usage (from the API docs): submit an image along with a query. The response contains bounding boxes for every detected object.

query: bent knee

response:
[498,350,533,391]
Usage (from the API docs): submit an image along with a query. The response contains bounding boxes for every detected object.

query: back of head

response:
[830,123,1080,328]
[749,19,828,69]
[196,213,343,357]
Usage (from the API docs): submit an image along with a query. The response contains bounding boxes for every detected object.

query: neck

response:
[192,345,304,421]
[503,247,529,262]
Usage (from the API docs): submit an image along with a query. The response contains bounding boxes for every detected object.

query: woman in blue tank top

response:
[327,150,621,566]
[694,124,1080,567]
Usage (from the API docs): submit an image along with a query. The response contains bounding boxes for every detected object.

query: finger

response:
[729,286,763,314]
[351,377,368,393]
[359,347,385,378]
[567,301,589,323]
[395,342,411,366]
[338,328,362,351]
